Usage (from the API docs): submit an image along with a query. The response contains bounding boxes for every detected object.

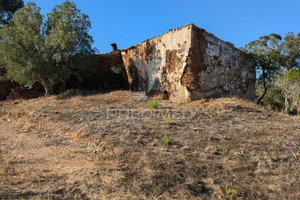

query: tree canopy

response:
[242,32,300,109]
[0,1,95,95]
[242,33,283,104]
[276,69,300,113]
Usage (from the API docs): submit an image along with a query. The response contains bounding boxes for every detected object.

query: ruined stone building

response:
[0,24,256,102]
[100,24,256,102]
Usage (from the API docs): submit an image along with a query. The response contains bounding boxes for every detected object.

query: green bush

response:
[255,84,284,111]
[163,135,171,145]
[164,114,173,125]
[104,156,109,167]
[226,185,237,200]
[148,99,159,109]
[111,64,123,74]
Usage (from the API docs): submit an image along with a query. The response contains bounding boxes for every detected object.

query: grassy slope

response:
[0,91,299,200]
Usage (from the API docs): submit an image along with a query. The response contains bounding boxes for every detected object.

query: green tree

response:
[0,2,53,93]
[45,0,95,88]
[0,1,95,96]
[255,84,285,112]
[0,0,24,26]
[276,69,300,113]
[0,0,24,80]
[242,34,282,105]
[280,32,300,70]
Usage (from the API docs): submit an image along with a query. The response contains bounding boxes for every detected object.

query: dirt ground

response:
[0,90,299,200]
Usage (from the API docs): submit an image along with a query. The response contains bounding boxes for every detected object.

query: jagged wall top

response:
[109,23,238,53]
[121,23,198,52]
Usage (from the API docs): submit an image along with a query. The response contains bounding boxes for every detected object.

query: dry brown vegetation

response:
[0,91,299,199]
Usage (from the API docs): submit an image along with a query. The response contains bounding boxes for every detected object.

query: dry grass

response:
[0,91,299,199]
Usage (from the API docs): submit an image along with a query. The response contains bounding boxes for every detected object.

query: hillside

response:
[0,91,299,200]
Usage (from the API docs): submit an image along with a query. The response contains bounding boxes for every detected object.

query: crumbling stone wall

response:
[121,25,193,101]
[0,51,129,100]
[120,24,255,102]
[0,81,19,100]
[185,26,256,101]
[84,52,128,90]
[0,68,19,100]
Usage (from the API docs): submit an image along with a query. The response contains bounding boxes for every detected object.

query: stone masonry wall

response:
[0,81,19,100]
[0,68,19,100]
[85,52,128,90]
[120,24,255,102]
[121,24,193,102]
[185,26,256,101]
[0,52,128,101]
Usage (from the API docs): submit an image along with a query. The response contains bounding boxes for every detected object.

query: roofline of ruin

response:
[99,23,245,55]
[120,23,197,52]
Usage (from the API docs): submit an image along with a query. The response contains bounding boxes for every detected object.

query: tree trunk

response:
[41,79,53,96]
[284,98,289,114]
[44,85,49,96]
[257,77,267,105]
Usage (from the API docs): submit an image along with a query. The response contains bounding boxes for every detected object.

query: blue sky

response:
[24,0,300,53]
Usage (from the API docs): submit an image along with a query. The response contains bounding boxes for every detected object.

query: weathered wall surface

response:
[1,52,129,101]
[0,68,19,100]
[0,81,19,100]
[185,26,256,101]
[84,52,128,90]
[120,24,255,102]
[121,24,193,102]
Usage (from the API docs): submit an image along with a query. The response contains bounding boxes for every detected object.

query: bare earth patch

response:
[0,91,299,199]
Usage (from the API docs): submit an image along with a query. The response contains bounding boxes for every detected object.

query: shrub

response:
[111,64,124,74]
[83,147,88,156]
[104,156,109,167]
[164,114,173,125]
[226,185,237,200]
[148,99,159,109]
[163,135,171,145]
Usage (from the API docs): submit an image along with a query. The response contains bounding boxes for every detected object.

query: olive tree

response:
[0,1,95,96]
